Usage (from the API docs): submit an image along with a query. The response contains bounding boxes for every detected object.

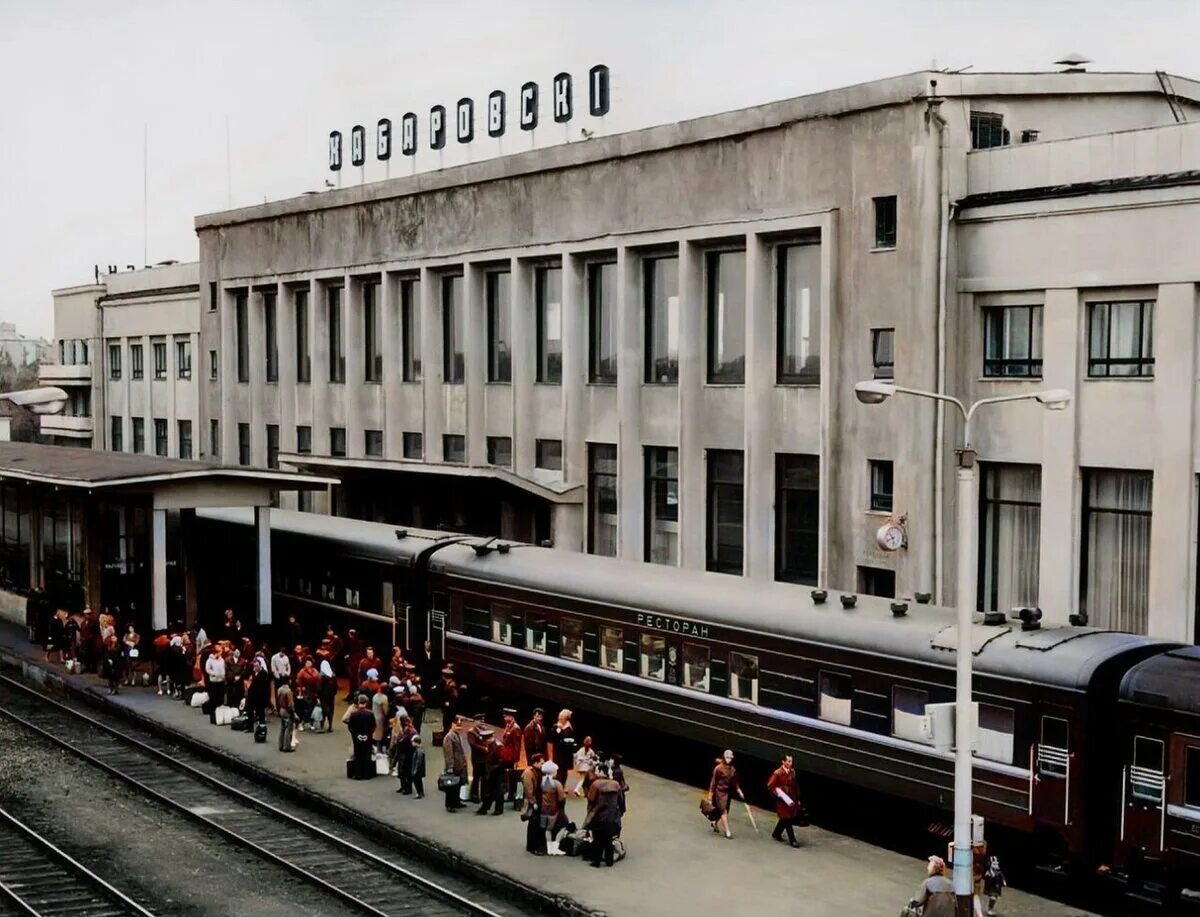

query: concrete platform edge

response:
[0,646,603,917]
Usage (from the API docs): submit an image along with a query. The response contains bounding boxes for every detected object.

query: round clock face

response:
[876,523,905,551]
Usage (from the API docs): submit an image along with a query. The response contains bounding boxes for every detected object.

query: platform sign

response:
[456,97,474,143]
[328,130,342,171]
[350,125,366,167]
[377,118,392,160]
[487,90,506,137]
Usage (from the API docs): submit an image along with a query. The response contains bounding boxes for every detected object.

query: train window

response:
[491,606,513,645]
[1130,737,1165,804]
[975,704,1015,765]
[682,643,711,692]
[1037,716,1069,778]
[561,618,584,662]
[601,626,623,671]
[639,635,667,681]
[892,686,930,744]
[1186,747,1200,809]
[818,672,853,726]
[344,587,360,609]
[728,652,758,705]
[526,616,548,654]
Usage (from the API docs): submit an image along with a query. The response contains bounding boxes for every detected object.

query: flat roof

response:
[0,441,337,490]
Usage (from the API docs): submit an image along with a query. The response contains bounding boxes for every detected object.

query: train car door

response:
[1121,735,1166,857]
[1032,713,1072,828]
[1165,733,1200,862]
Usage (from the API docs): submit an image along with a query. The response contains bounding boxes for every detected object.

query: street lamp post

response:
[854,380,1070,917]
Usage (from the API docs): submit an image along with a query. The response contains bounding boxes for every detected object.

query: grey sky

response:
[2,0,1196,337]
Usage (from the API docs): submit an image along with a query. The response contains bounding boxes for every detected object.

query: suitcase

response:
[230,714,251,732]
[345,756,376,780]
[558,830,592,858]
[612,837,626,862]
[254,722,268,743]
[432,729,445,747]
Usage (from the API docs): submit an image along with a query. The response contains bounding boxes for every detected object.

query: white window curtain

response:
[1084,470,1153,633]
[981,464,1041,613]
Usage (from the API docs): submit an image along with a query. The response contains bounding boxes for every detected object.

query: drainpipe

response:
[926,83,950,604]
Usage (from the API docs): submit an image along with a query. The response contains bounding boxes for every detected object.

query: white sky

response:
[2,0,1197,338]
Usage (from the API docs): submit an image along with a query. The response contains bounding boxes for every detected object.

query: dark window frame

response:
[873,195,897,249]
[486,436,512,467]
[177,420,192,459]
[983,304,1043,377]
[108,343,122,380]
[363,281,382,383]
[209,419,219,458]
[296,425,312,455]
[535,438,563,471]
[535,265,563,384]
[644,445,679,566]
[587,442,618,557]
[705,249,747,384]
[152,340,167,380]
[402,432,423,460]
[970,110,1008,150]
[775,453,819,585]
[327,286,345,383]
[264,290,279,382]
[235,291,249,382]
[775,242,822,385]
[871,327,894,380]
[869,459,894,512]
[266,424,280,468]
[587,261,618,384]
[294,288,311,383]
[400,278,421,383]
[442,433,466,464]
[364,428,383,458]
[1079,467,1153,629]
[644,255,679,384]
[130,343,144,380]
[237,422,250,465]
[132,417,145,454]
[485,270,512,383]
[329,426,347,458]
[175,338,192,380]
[110,416,123,452]
[1087,300,1155,378]
[442,275,464,384]
[978,462,1042,614]
[706,449,744,574]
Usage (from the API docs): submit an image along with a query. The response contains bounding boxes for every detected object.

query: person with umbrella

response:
[707,749,744,839]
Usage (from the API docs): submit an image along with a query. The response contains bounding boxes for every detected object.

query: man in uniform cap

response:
[467,716,491,803]
[476,726,508,816]
[524,708,548,764]
[500,707,523,808]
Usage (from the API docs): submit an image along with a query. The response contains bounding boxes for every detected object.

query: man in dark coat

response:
[475,731,507,816]
[767,754,802,847]
[523,708,548,765]
[467,717,490,803]
[346,694,376,779]
[441,716,469,811]
[500,708,524,807]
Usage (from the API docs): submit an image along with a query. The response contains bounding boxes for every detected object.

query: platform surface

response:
[0,625,1089,916]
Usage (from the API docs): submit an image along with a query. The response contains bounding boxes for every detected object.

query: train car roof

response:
[430,541,1171,690]
[1120,646,1200,713]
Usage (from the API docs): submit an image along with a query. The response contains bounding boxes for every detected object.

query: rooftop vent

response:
[1068,612,1088,627]
[497,542,510,554]
[1054,53,1091,73]
[890,601,909,617]
[394,529,408,540]
[982,610,1006,626]
[840,594,858,609]
[1016,606,1043,631]
[810,589,828,605]
[914,591,932,605]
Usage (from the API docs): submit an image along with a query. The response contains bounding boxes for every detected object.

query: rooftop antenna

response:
[225,114,232,208]
[142,124,148,268]
[1054,53,1091,73]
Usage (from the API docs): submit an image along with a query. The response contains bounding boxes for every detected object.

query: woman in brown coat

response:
[708,749,744,839]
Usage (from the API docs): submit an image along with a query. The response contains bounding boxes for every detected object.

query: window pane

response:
[295,289,310,382]
[363,282,381,382]
[776,454,819,584]
[536,266,562,384]
[1186,747,1200,809]
[639,634,666,682]
[892,686,929,743]
[402,432,422,459]
[872,328,894,379]
[264,290,279,382]
[536,439,563,471]
[682,643,710,692]
[236,292,249,382]
[401,279,422,382]
[707,250,746,383]
[980,463,1041,613]
[645,256,679,383]
[525,616,547,653]
[777,243,821,383]
[327,286,345,382]
[1130,737,1164,803]
[1084,469,1152,633]
[491,606,513,645]
[707,450,744,573]
[728,652,758,704]
[487,436,512,467]
[976,704,1015,764]
[870,460,894,512]
[560,617,584,662]
[588,262,617,383]
[442,275,464,383]
[600,625,623,671]
[588,443,617,556]
[443,434,465,463]
[818,672,852,725]
[645,446,679,566]
[486,271,511,383]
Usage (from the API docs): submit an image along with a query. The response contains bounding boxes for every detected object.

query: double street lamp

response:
[853,380,1070,916]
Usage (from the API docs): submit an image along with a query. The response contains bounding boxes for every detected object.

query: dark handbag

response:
[437,771,463,791]
[699,797,717,820]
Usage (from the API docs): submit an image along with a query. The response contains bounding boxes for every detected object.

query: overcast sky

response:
[2,0,1197,338]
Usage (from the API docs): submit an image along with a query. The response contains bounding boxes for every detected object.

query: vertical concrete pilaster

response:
[310,279,329,455]
[248,288,266,465]
[420,267,444,463]
[381,273,401,459]
[152,508,167,631]
[345,274,365,458]
[511,261,535,479]
[677,243,705,570]
[616,247,643,561]
[561,254,586,491]
[278,282,297,453]
[465,263,487,466]
[744,232,773,580]
[255,505,272,627]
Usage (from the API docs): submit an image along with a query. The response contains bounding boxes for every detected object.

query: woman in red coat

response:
[708,749,744,839]
[767,754,802,848]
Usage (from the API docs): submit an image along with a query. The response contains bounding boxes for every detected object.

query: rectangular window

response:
[1087,300,1154,377]
[525,616,548,654]
[983,305,1042,377]
[1082,469,1153,633]
[869,459,894,512]
[587,443,617,557]
[970,111,1007,150]
[442,275,464,383]
[1186,747,1200,809]
[776,453,819,585]
[130,343,143,380]
[235,291,249,382]
[262,290,278,382]
[110,416,123,452]
[560,617,584,662]
[486,270,511,383]
[363,281,382,382]
[294,288,311,383]
[443,434,465,463]
[976,704,1015,765]
[644,255,679,383]
[892,686,930,744]
[706,449,744,574]
[491,606,513,645]
[364,429,383,457]
[1130,737,1165,804]
[776,243,821,384]
[237,423,250,465]
[728,652,759,705]
[536,265,562,384]
[639,634,667,682]
[108,343,121,380]
[858,565,896,598]
[872,328,894,379]
[152,340,167,379]
[266,424,280,468]
[175,338,192,380]
[980,463,1041,614]
[600,625,623,671]
[209,419,218,458]
[535,439,563,471]
[403,431,423,460]
[1037,716,1070,778]
[818,671,853,726]
[209,350,218,381]
[177,420,192,459]
[873,195,897,249]
[487,436,512,467]
[209,281,218,312]
[706,250,746,384]
[682,643,711,692]
[132,417,145,454]
[330,426,347,458]
[400,278,421,382]
[296,425,312,455]
[644,446,679,566]
[327,286,345,382]
[588,261,617,383]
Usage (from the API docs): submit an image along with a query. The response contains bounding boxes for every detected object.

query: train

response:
[194,506,1200,903]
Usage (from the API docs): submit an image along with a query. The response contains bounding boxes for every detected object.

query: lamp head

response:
[1035,389,1071,411]
[854,381,896,405]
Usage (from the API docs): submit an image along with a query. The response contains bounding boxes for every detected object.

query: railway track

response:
[0,804,155,917]
[0,675,509,917]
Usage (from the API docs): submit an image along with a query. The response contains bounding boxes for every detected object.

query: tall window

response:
[979,463,1041,614]
[264,290,279,384]
[363,281,382,382]
[776,243,821,384]
[209,281,218,312]
[237,423,250,465]
[644,256,679,383]
[132,417,145,454]
[588,443,617,556]
[706,450,744,574]
[235,291,249,382]
[153,340,166,378]
[644,446,679,565]
[442,275,464,383]
[330,426,347,457]
[130,343,143,380]
[266,424,280,468]
[110,416,123,452]
[400,278,421,382]
[153,419,168,456]
[108,343,121,380]
[536,265,562,384]
[296,425,312,455]
[294,288,311,383]
[209,349,217,381]
[1082,469,1152,633]
[1088,300,1154,377]
[706,250,747,384]
[178,420,192,459]
[869,460,894,512]
[364,429,383,457]
[487,436,512,467]
[403,432,423,460]
[486,271,512,383]
[983,305,1042,377]
[443,434,465,463]
[873,195,897,249]
[209,419,219,458]
[176,338,192,379]
[776,454,819,584]
[872,328,894,380]
[327,286,345,383]
[588,262,617,383]
[535,439,563,471]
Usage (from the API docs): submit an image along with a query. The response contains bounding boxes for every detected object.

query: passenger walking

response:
[438,667,459,733]
[121,624,141,686]
[276,682,296,752]
[982,856,1006,916]
[204,645,227,724]
[584,763,623,868]
[539,761,569,854]
[371,681,390,752]
[521,753,547,854]
[475,729,507,816]
[551,709,576,785]
[345,694,376,779]
[708,749,744,839]
[318,659,337,732]
[410,736,426,799]
[910,856,956,917]
[572,736,597,797]
[441,716,469,811]
[767,754,802,848]
[391,715,417,792]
